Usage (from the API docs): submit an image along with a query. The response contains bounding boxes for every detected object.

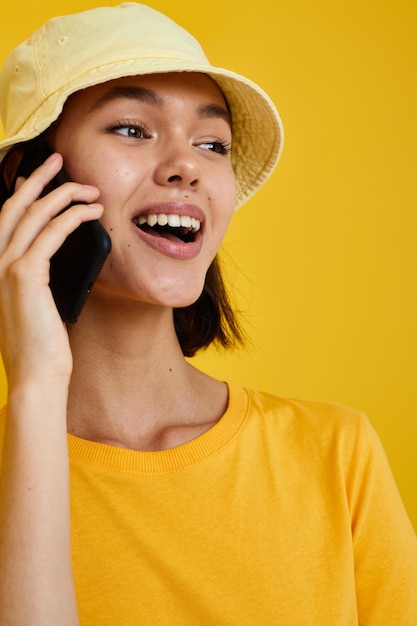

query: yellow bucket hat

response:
[0,2,284,208]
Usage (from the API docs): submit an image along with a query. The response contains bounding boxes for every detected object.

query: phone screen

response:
[2,141,112,323]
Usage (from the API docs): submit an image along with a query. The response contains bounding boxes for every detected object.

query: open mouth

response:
[133,213,201,243]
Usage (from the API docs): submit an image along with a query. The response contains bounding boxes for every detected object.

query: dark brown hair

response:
[174,254,246,357]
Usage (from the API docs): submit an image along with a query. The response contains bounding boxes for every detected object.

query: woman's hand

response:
[0,152,103,386]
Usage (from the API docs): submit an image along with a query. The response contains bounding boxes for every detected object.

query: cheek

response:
[64,150,108,186]
[52,126,136,191]
[223,167,237,210]
[212,171,236,233]
[65,151,140,206]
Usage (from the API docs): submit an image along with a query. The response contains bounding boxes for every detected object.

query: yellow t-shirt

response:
[1,384,417,624]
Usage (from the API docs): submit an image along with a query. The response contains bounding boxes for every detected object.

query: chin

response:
[94,258,208,306]
[121,280,206,311]
[157,286,205,309]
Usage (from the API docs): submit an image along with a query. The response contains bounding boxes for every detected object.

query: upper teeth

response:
[135,213,201,232]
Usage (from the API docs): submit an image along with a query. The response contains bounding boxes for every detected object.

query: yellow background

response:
[0,1,416,530]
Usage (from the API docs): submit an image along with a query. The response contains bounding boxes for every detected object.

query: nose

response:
[153,144,200,189]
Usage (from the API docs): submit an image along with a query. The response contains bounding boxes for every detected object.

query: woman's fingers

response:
[0,152,63,233]
[0,152,101,256]
[7,200,104,282]
[2,186,102,262]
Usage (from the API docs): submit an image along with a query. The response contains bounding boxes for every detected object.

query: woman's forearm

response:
[0,380,78,625]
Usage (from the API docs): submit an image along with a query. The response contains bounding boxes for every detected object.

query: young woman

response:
[0,4,416,625]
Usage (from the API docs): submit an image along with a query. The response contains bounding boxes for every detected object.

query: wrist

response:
[6,377,70,421]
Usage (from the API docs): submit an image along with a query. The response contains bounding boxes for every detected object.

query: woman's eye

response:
[199,140,231,155]
[108,122,148,139]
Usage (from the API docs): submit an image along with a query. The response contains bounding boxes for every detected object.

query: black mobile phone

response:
[3,141,112,323]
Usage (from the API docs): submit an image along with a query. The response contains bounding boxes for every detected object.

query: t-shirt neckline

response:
[67,383,249,474]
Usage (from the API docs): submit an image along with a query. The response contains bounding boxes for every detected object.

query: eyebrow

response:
[196,103,232,128]
[89,86,164,112]
[88,85,232,127]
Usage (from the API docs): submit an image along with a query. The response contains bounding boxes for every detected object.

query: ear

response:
[3,149,23,188]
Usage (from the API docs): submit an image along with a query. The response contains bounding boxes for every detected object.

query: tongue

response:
[139,223,189,243]
[146,226,184,243]
[159,231,184,243]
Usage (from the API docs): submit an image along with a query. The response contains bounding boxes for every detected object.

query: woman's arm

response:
[1,383,77,624]
[0,154,102,625]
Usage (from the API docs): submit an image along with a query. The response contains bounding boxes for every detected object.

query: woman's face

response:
[51,72,236,310]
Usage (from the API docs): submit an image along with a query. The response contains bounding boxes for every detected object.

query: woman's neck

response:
[65,301,228,451]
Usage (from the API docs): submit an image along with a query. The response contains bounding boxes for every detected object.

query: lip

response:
[131,201,205,260]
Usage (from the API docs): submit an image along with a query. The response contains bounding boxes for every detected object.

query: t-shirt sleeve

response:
[345,414,417,624]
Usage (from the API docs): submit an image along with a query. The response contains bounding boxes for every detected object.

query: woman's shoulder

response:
[230,384,377,458]
[229,384,393,492]
[234,383,368,428]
